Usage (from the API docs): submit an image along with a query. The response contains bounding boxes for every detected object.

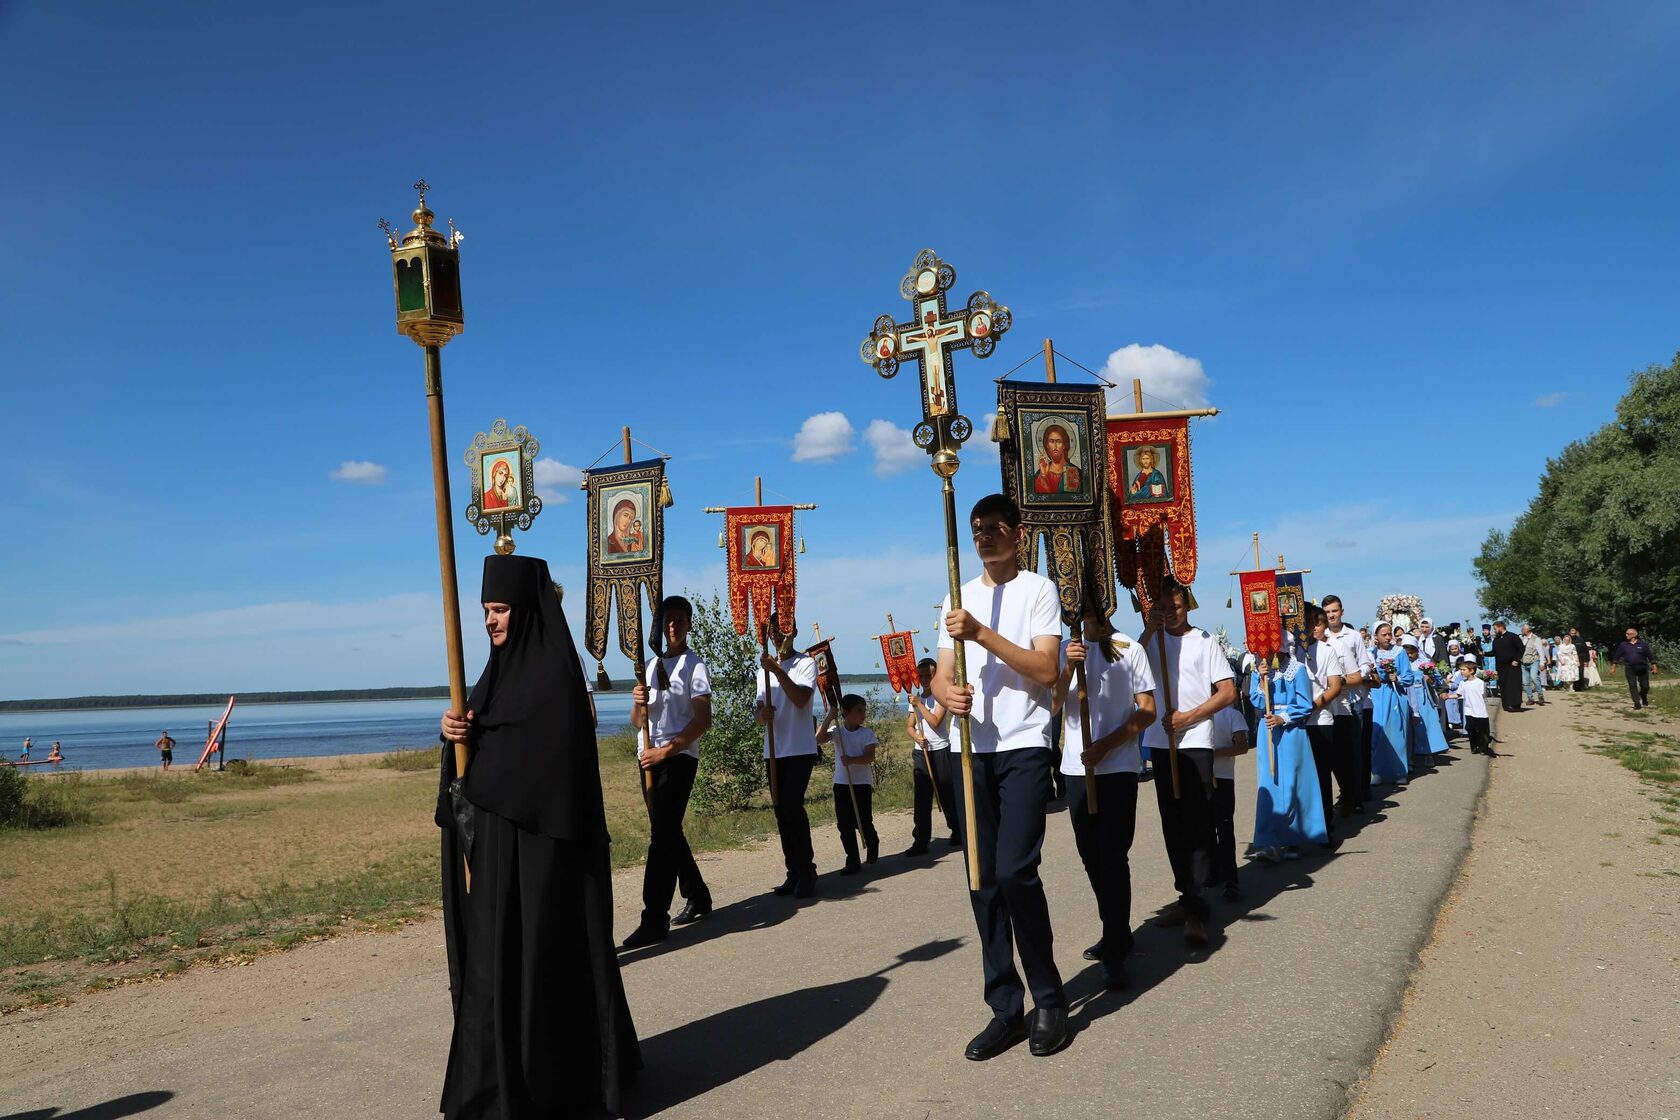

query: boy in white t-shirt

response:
[1209,705,1251,902]
[755,613,821,899]
[935,494,1068,1060]
[1443,654,1494,757]
[1054,608,1155,990]
[624,595,714,948]
[1140,581,1237,948]
[906,657,961,855]
[818,693,879,873]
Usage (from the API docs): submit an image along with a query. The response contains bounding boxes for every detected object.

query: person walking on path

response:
[1520,625,1546,706]
[1582,641,1603,688]
[1610,627,1657,710]
[1491,621,1524,712]
[1568,629,1590,692]
[155,731,175,770]
[1554,635,1580,690]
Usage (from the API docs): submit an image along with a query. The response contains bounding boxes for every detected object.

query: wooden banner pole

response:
[761,621,780,809]
[940,473,983,892]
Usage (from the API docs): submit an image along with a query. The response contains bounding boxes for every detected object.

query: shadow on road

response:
[628,939,960,1117]
[1,1091,174,1120]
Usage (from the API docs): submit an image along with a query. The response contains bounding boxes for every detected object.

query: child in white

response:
[755,618,821,897]
[818,693,879,872]
[1209,704,1250,899]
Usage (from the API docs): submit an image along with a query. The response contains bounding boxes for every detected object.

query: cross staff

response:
[861,249,1012,892]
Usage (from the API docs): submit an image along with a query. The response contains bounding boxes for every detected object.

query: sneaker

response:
[672,898,711,926]
[1151,901,1188,927]
[1184,916,1209,948]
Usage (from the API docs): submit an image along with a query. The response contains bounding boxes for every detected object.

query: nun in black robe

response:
[437,554,640,1119]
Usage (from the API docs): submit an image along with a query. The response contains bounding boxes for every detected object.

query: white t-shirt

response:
[938,569,1060,753]
[1305,641,1338,727]
[1324,624,1373,712]
[1453,674,1489,720]
[909,690,950,750]
[1058,634,1154,776]
[1140,627,1235,751]
[757,654,819,759]
[1211,704,1248,781]
[832,723,876,786]
[642,649,710,760]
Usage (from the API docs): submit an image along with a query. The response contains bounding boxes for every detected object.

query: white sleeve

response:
[936,594,954,650]
[1128,640,1156,694]
[689,658,712,698]
[790,657,819,689]
[1206,634,1235,685]
[1030,579,1061,640]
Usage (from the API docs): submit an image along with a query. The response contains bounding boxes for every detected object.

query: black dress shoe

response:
[964,1017,1027,1061]
[793,868,817,898]
[771,876,796,897]
[1101,964,1129,991]
[1081,939,1103,962]
[672,898,711,925]
[1028,1007,1069,1056]
[901,844,930,857]
[621,922,668,950]
[839,858,862,876]
[948,833,963,848]
[866,837,879,864]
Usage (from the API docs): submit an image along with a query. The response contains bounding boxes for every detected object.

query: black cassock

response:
[1491,630,1525,712]
[438,554,640,1119]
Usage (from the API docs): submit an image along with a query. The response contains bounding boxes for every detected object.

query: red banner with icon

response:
[1239,569,1283,660]
[877,631,919,694]
[1106,415,1197,585]
[724,505,796,637]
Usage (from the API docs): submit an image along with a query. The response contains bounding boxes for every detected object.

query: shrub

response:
[687,592,769,814]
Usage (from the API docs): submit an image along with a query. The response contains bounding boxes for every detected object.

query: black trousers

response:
[1068,770,1139,968]
[1305,725,1336,840]
[766,753,816,881]
[1466,715,1491,755]
[1626,666,1651,707]
[1498,665,1523,711]
[1359,707,1375,800]
[640,753,708,928]
[1208,775,1238,888]
[911,746,961,847]
[1331,714,1362,807]
[1151,746,1217,920]
[833,782,877,862]
[950,748,1064,1022]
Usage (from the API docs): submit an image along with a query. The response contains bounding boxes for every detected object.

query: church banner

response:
[878,630,919,695]
[805,638,842,709]
[1276,571,1307,651]
[994,380,1117,624]
[724,505,797,637]
[1240,569,1284,660]
[1106,415,1197,586]
[582,458,671,678]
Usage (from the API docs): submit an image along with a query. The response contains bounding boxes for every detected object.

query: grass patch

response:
[0,726,922,1011]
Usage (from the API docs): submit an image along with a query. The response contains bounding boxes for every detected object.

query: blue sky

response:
[3,1,1677,697]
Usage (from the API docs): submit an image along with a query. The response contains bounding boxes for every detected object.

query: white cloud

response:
[330,460,388,485]
[534,457,582,503]
[1531,392,1568,408]
[1100,344,1212,412]
[791,411,856,463]
[863,419,925,477]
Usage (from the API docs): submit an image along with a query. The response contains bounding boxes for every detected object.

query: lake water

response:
[0,693,635,773]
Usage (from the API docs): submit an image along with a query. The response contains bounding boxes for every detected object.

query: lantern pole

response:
[382,181,470,831]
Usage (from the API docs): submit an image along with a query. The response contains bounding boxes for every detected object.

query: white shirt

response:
[1452,674,1489,720]
[1057,633,1155,776]
[1140,627,1236,751]
[938,569,1060,753]
[909,690,950,751]
[642,649,710,760]
[757,654,819,759]
[832,723,876,785]
[1211,704,1247,781]
[1324,624,1373,712]
[1306,641,1338,727]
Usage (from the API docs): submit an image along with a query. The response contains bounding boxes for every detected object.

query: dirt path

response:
[1348,689,1680,1118]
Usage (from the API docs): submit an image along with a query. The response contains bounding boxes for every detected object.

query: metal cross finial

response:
[377,217,397,248]
[413,178,431,201]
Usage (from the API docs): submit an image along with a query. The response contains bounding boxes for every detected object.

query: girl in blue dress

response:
[1369,622,1411,786]
[1249,635,1328,861]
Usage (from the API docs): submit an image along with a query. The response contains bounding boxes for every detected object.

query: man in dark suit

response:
[1491,621,1525,712]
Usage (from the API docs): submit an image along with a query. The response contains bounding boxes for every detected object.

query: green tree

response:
[1476,353,1680,647]
[685,592,768,813]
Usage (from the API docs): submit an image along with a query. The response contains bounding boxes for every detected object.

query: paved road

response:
[1,744,1489,1119]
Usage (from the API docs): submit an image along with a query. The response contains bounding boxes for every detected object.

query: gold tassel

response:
[798,537,806,555]
[658,476,674,508]
[990,408,1009,443]
[717,531,726,548]
[595,661,613,692]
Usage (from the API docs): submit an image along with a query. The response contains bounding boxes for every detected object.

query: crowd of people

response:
[432,496,1674,1117]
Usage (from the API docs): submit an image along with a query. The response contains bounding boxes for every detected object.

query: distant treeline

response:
[1,674,896,713]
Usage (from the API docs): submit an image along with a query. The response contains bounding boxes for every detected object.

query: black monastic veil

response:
[438,554,640,1119]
